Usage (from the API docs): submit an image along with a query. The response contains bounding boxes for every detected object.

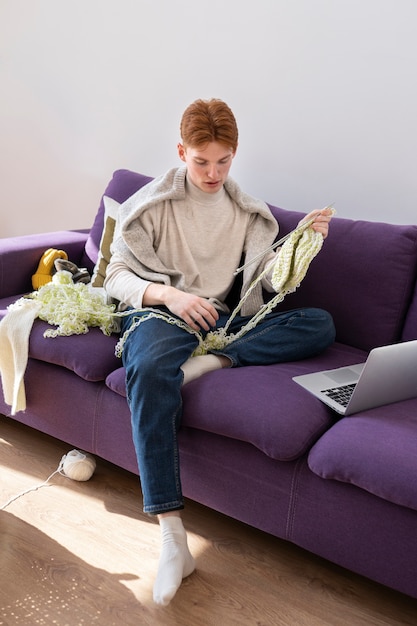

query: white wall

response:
[1,0,416,237]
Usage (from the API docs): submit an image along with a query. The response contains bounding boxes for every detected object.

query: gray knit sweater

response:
[109,166,279,316]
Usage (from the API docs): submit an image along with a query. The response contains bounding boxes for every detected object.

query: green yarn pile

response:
[19,271,119,337]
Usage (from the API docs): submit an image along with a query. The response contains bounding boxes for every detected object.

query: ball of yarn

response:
[62,449,96,481]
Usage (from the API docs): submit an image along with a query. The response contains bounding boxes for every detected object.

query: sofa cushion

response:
[185,343,367,461]
[308,405,417,511]
[105,366,126,395]
[82,170,153,271]
[106,342,367,461]
[29,319,120,381]
[270,206,417,352]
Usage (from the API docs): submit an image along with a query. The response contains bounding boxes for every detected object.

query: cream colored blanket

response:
[0,299,41,414]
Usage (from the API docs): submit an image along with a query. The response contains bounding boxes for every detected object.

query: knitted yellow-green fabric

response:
[271,221,325,293]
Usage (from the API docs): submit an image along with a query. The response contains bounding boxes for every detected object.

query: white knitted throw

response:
[0,298,41,414]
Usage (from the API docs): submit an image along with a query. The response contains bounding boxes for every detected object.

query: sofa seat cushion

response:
[29,319,121,382]
[1,294,121,382]
[308,405,417,511]
[105,342,367,462]
[105,366,126,395]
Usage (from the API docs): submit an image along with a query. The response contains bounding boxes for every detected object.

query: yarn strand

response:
[0,459,64,511]
[0,450,96,510]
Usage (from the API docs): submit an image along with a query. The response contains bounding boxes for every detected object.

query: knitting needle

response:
[233,203,335,275]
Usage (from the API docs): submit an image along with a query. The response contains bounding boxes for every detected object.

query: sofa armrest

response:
[0,229,89,298]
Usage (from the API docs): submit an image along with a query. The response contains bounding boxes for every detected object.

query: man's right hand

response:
[143,284,219,332]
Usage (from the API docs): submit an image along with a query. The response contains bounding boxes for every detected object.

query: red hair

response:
[180,99,238,151]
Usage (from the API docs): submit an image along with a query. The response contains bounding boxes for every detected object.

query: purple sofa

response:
[2,169,417,599]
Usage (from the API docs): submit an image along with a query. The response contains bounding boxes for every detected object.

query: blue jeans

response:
[121,306,335,514]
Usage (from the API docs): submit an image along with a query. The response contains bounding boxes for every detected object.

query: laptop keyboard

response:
[322,383,357,407]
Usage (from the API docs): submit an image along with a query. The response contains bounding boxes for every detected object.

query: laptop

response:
[292,339,417,415]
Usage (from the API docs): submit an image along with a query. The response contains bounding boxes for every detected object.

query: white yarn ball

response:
[62,449,96,481]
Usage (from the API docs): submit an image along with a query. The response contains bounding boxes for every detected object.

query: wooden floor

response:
[1,418,417,626]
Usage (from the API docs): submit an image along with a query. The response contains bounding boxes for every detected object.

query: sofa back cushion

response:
[269,206,417,352]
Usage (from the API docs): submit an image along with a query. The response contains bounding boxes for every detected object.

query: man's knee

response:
[310,308,336,347]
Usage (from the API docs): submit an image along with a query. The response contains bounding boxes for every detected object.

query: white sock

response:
[153,516,195,606]
[181,354,226,385]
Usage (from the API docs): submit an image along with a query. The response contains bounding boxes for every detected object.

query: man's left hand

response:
[301,207,334,239]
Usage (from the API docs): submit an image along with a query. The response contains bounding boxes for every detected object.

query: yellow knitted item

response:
[32,248,68,290]
[271,221,325,293]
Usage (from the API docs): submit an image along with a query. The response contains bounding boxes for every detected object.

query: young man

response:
[104,98,335,605]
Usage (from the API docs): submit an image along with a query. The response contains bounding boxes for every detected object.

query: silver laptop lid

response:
[293,340,417,415]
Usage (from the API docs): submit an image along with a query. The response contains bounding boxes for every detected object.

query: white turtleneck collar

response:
[185,174,227,206]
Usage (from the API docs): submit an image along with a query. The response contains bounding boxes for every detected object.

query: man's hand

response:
[143,284,219,331]
[165,290,219,331]
[301,207,334,239]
